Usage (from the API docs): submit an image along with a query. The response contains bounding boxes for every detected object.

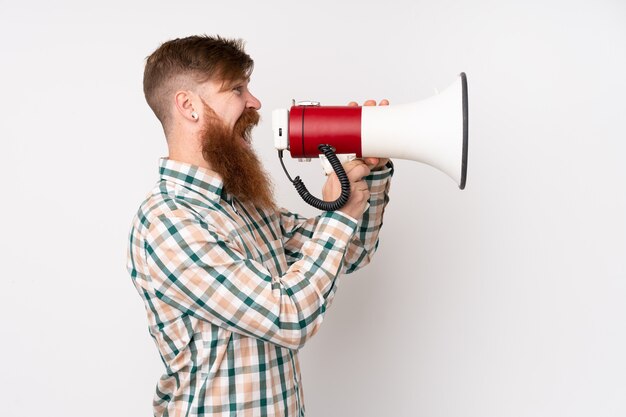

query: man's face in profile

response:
[197,77,262,133]
[198,80,275,210]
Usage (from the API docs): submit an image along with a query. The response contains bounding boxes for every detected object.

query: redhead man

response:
[127,35,393,416]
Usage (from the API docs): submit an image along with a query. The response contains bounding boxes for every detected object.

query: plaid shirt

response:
[127,158,392,416]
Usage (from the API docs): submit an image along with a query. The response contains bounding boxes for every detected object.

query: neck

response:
[166,130,212,170]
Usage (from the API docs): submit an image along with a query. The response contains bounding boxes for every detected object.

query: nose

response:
[246,92,262,110]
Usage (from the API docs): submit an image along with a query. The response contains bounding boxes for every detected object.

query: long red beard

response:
[200,105,276,210]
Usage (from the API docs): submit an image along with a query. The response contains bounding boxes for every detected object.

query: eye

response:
[232,85,244,95]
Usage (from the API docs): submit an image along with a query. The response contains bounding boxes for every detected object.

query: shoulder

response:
[130,181,228,238]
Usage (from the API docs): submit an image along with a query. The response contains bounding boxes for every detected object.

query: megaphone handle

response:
[279,144,351,212]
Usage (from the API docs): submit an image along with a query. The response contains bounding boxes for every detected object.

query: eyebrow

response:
[219,77,250,92]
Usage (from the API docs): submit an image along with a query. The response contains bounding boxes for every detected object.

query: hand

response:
[322,159,371,219]
[347,99,391,170]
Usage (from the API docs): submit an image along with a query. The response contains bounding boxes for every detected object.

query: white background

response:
[1,1,625,416]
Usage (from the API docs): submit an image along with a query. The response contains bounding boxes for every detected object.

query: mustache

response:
[233,108,260,143]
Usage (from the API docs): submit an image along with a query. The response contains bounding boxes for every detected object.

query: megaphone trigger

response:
[320,153,357,175]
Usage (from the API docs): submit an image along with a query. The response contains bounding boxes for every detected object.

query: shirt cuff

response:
[364,160,394,195]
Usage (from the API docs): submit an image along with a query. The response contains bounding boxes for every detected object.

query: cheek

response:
[229,108,246,126]
[216,97,246,128]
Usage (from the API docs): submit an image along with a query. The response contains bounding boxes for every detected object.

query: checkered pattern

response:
[127,158,392,416]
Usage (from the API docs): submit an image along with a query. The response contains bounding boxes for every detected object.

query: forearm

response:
[143,210,357,351]
[341,162,393,273]
[279,210,321,266]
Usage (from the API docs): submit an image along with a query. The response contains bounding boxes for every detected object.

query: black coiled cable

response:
[278,144,351,211]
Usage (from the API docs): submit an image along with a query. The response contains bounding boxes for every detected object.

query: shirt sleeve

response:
[143,208,357,351]
[278,211,320,266]
[279,161,393,274]
[341,161,393,273]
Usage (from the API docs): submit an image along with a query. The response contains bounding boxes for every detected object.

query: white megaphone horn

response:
[272,72,469,211]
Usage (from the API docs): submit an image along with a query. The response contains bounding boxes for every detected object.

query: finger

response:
[355,182,370,192]
[350,178,368,190]
[347,101,358,107]
[363,99,377,106]
[363,157,380,168]
[343,159,367,173]
[379,99,390,106]
[346,163,371,181]
[348,167,370,182]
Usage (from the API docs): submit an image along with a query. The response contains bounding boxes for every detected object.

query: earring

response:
[191,111,198,120]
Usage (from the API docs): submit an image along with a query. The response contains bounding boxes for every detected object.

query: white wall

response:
[1,1,624,416]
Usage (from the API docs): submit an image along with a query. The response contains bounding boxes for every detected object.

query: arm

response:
[278,156,373,264]
[279,210,321,266]
[278,162,392,274]
[143,207,357,351]
[341,161,393,273]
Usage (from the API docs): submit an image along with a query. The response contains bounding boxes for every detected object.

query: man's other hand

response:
[322,159,371,219]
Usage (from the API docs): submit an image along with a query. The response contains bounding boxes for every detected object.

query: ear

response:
[174,90,199,122]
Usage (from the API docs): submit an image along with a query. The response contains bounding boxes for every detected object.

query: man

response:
[127,35,393,416]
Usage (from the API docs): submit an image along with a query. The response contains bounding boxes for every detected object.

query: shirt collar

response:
[158,158,224,203]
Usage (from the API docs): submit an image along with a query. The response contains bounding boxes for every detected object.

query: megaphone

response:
[272,72,468,211]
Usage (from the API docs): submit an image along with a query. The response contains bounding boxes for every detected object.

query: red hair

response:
[143,35,254,130]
